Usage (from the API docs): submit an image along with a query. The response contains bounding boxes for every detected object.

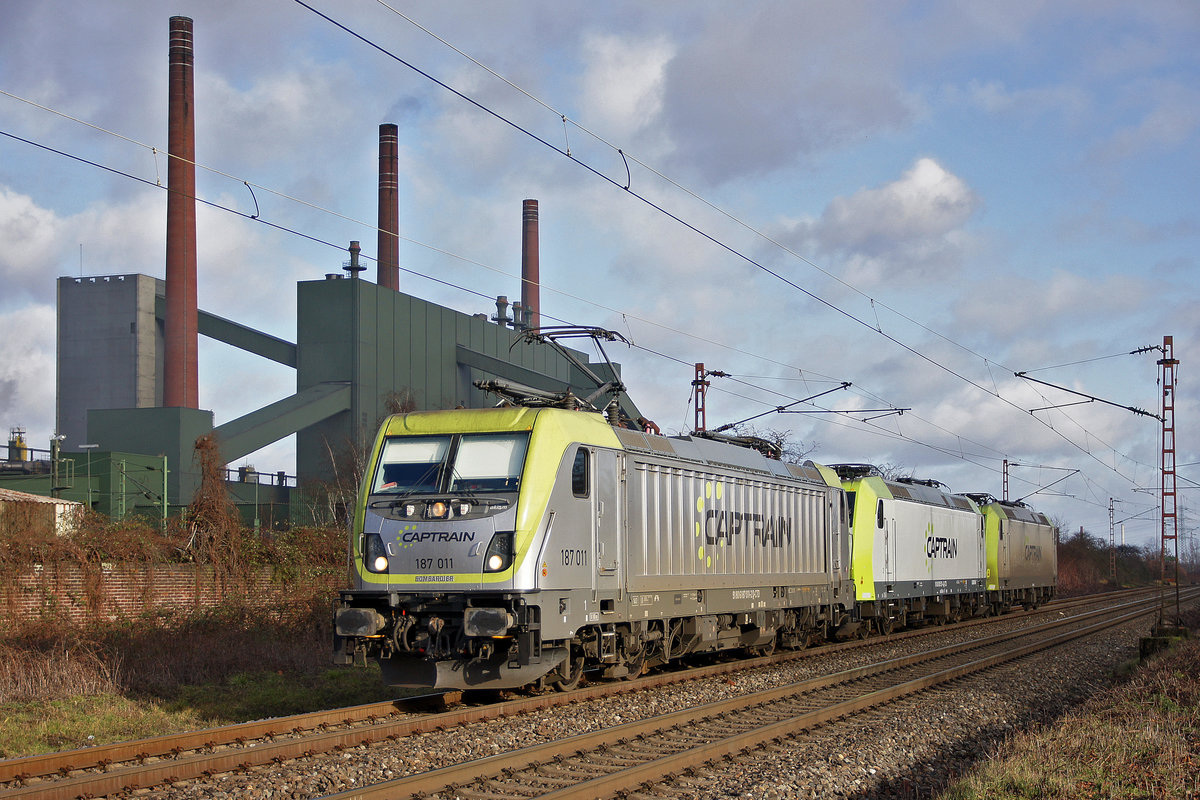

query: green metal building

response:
[23,267,640,523]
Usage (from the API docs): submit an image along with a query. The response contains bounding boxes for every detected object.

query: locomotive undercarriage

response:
[540,602,848,687]
[335,591,851,690]
[333,591,569,690]
[335,585,1055,691]
[854,585,1055,635]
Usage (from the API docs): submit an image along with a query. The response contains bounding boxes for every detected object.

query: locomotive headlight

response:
[428,501,449,519]
[364,534,389,573]
[402,503,417,517]
[483,531,514,573]
[456,501,472,516]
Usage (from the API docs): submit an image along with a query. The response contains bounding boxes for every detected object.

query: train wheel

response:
[879,617,894,636]
[627,643,649,679]
[748,638,777,657]
[550,647,584,692]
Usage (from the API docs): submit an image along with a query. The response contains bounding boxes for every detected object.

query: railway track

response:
[318,587,1196,799]
[0,588,1174,800]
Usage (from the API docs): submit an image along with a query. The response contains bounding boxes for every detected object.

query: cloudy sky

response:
[2,1,1197,549]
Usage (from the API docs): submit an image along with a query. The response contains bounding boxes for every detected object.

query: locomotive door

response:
[594,449,623,594]
[998,519,1009,587]
[879,498,896,586]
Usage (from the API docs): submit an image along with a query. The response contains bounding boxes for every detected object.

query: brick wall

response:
[1,563,346,624]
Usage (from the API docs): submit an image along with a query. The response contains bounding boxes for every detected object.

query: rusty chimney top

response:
[377,123,400,291]
[521,199,540,330]
[164,15,199,409]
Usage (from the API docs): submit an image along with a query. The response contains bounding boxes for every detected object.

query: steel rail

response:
[316,590,1190,800]
[0,589,1154,798]
[535,603,1174,799]
[0,588,1135,787]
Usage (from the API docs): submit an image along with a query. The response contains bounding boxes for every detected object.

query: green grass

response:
[0,694,216,758]
[160,663,397,722]
[0,662,397,758]
[0,597,412,759]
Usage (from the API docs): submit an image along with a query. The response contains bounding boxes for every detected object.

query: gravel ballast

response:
[129,604,1172,800]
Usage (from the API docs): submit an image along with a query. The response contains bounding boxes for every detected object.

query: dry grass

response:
[0,590,399,758]
[0,589,335,702]
[941,611,1200,800]
[0,638,119,702]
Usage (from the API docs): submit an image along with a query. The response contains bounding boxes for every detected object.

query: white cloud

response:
[577,33,674,147]
[659,2,914,183]
[777,158,980,286]
[958,79,1091,122]
[0,304,56,443]
[1096,81,1200,161]
[0,188,61,305]
[0,186,166,307]
[198,62,362,173]
[956,270,1147,340]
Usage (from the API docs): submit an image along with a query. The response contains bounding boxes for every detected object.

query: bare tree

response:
[733,426,818,464]
[875,462,914,481]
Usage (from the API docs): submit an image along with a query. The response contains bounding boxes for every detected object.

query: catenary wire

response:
[3,121,1042,499]
[0,71,1151,494]
[365,1,1161,484]
[290,0,1153,494]
[0,59,1152,517]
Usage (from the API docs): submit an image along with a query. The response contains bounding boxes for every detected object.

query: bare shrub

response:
[0,502,57,574]
[91,593,334,694]
[185,434,248,575]
[0,630,119,703]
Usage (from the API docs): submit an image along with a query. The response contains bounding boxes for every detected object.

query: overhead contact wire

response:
[294,0,1147,491]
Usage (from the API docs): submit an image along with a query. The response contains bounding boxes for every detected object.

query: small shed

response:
[0,487,83,537]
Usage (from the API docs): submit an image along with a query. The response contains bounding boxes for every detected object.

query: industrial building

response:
[3,16,641,524]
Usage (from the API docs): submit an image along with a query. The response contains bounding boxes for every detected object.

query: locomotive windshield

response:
[370,432,530,495]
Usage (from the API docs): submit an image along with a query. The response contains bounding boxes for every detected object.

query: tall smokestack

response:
[164,16,199,409]
[377,123,400,291]
[521,199,540,329]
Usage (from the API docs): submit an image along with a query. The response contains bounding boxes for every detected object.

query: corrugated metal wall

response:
[626,458,832,591]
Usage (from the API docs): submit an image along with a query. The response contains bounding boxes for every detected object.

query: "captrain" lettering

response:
[400,531,477,544]
[926,535,959,559]
[704,509,792,547]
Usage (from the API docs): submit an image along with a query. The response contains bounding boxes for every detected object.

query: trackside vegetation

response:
[0,436,400,757]
[0,453,1193,760]
[939,605,1199,800]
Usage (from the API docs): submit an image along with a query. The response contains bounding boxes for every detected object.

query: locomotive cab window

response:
[450,434,528,492]
[370,432,529,495]
[571,448,589,498]
[876,499,885,529]
[372,436,450,494]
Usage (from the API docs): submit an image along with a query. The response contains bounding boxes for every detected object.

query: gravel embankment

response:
[133,606,1161,800]
[647,618,1144,799]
